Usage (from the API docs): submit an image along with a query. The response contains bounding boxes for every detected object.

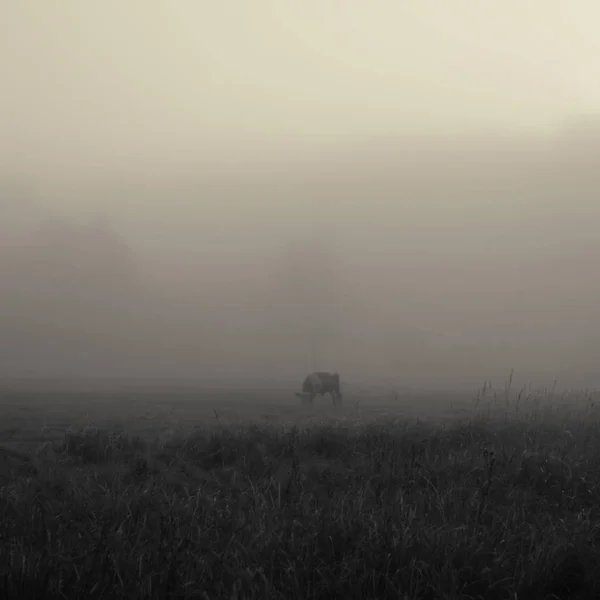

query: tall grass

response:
[2,384,600,598]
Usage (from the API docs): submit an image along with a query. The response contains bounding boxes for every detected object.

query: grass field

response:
[1,379,600,599]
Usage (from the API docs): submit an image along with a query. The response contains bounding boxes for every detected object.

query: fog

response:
[2,3,600,389]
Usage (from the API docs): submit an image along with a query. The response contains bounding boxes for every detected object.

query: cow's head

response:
[295,392,312,404]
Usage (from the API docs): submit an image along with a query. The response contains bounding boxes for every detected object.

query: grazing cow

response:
[296,372,342,406]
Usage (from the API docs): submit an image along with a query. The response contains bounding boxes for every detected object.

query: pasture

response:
[1,380,600,599]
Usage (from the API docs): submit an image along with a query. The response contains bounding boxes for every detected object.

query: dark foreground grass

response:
[2,406,600,599]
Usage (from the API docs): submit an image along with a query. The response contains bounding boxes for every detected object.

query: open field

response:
[2,381,600,599]
[0,383,475,452]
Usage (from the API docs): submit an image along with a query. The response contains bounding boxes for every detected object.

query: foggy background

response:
[2,2,600,390]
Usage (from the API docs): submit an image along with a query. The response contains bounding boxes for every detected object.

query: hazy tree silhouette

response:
[271,237,343,372]
[0,213,143,376]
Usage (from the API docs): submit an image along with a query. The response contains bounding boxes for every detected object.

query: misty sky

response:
[2,2,600,388]
[3,1,600,176]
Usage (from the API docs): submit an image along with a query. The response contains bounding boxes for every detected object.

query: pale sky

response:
[2,1,600,175]
[2,2,600,386]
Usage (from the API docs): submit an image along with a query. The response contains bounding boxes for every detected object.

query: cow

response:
[296,372,342,406]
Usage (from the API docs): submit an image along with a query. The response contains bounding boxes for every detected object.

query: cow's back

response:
[314,372,341,393]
